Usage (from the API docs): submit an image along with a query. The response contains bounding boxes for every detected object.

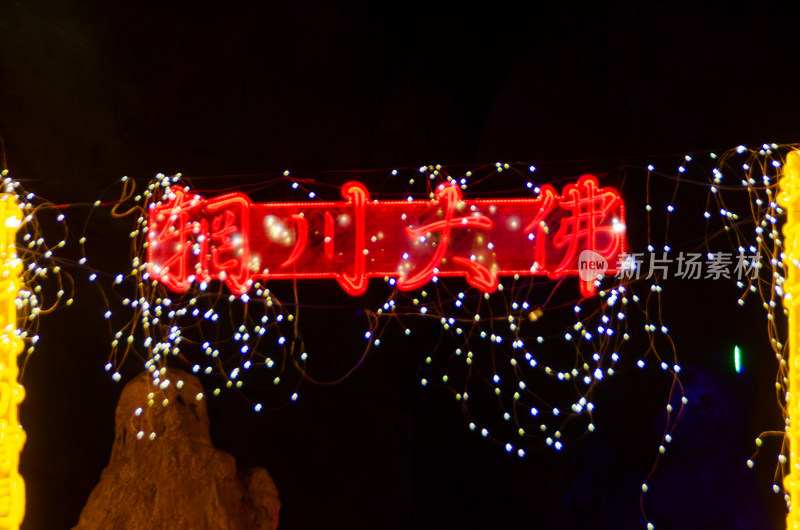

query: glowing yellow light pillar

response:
[0,192,25,530]
[780,150,800,529]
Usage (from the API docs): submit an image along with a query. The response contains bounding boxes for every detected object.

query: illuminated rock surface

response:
[73,369,279,530]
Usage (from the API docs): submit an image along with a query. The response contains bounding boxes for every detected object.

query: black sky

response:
[1,1,798,529]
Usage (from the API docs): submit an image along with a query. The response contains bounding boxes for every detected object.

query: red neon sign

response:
[147,175,626,297]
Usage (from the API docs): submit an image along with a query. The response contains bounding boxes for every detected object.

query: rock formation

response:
[73,368,279,529]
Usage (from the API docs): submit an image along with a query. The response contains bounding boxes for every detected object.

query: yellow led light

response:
[779,150,800,529]
[0,194,25,530]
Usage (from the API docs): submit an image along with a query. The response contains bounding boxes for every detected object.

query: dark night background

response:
[0,1,798,529]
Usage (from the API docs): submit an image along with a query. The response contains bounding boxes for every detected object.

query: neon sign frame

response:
[147,175,627,297]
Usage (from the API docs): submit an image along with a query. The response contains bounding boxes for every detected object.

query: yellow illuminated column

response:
[780,150,800,529]
[0,194,25,530]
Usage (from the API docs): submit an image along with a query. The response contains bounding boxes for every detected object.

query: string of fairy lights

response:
[5,143,800,528]
[634,143,798,526]
[0,171,73,530]
[5,173,74,367]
